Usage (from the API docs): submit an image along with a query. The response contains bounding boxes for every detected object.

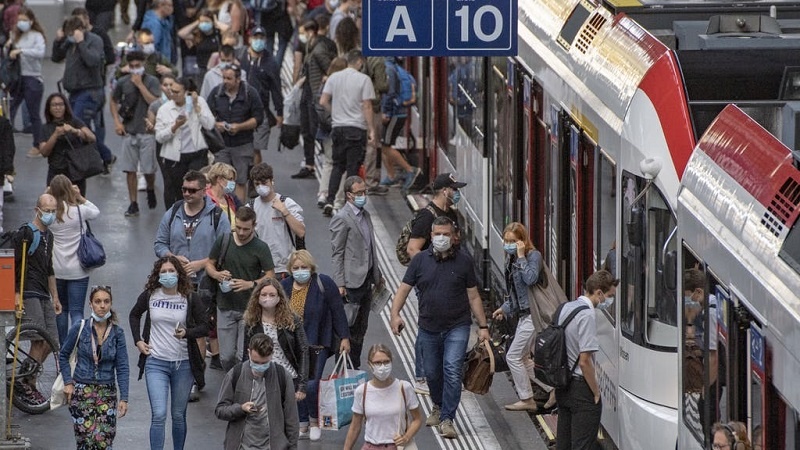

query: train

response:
[391,0,800,448]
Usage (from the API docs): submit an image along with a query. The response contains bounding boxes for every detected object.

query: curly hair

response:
[144,256,193,297]
[243,278,296,331]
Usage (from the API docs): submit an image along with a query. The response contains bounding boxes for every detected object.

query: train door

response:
[524,75,546,248]
[569,125,594,295]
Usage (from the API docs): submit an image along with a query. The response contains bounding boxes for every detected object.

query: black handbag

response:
[65,138,105,182]
[0,48,21,92]
[201,127,225,154]
[76,207,106,270]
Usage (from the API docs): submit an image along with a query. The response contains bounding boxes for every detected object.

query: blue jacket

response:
[281,273,350,351]
[58,320,130,402]
[154,197,231,280]
[500,250,542,317]
[141,10,174,62]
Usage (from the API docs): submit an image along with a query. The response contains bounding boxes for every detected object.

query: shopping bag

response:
[318,353,366,430]
[51,320,85,409]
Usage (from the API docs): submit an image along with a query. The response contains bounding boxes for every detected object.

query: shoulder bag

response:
[50,320,86,409]
[396,380,419,450]
[527,263,568,334]
[201,126,225,154]
[462,339,495,395]
[65,136,105,182]
[76,206,106,270]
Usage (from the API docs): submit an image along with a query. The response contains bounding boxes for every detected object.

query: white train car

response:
[678,104,800,450]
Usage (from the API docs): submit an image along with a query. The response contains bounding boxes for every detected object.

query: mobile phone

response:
[250,405,260,413]
[398,323,405,333]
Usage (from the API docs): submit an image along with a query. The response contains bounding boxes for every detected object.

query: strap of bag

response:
[558,304,590,377]
[216,233,232,270]
[70,320,86,375]
[361,380,368,419]
[279,195,296,248]
[482,339,495,374]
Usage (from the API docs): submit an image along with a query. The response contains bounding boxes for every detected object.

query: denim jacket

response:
[58,320,130,402]
[500,250,542,317]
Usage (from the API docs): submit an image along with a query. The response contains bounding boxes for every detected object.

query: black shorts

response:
[381,115,407,147]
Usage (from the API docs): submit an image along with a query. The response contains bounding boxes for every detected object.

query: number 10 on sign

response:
[447,0,514,51]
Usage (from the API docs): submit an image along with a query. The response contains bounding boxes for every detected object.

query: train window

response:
[681,246,705,447]
[447,56,484,164]
[596,153,616,275]
[620,174,644,339]
[491,59,511,233]
[558,0,592,50]
[645,190,678,348]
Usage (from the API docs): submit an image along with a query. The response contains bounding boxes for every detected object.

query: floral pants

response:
[68,383,118,449]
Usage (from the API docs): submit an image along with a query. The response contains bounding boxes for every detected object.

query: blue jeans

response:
[418,324,470,422]
[145,357,194,450]
[55,277,89,344]
[69,88,113,163]
[9,76,43,146]
[300,346,331,424]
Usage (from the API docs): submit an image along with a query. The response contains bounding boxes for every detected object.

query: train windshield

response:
[620,173,678,349]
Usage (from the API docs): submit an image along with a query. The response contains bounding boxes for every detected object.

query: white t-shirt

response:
[148,289,189,362]
[352,379,419,445]
[49,201,101,280]
[322,67,375,130]
[252,193,304,274]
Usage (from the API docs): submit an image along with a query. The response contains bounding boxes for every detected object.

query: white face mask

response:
[256,184,271,197]
[371,362,392,381]
[298,34,308,44]
[432,235,451,253]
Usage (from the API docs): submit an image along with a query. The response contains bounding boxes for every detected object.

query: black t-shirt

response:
[409,202,460,250]
[13,225,54,298]
[402,248,477,332]
[42,118,88,175]
[195,32,220,70]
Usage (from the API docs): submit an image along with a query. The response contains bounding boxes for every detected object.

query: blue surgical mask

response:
[293,269,311,283]
[224,180,236,194]
[66,35,76,44]
[130,67,145,75]
[16,21,31,33]
[218,62,230,70]
[503,243,517,255]
[159,273,179,288]
[250,39,266,53]
[141,43,156,55]
[161,92,168,103]
[598,296,614,311]
[91,311,112,322]
[451,190,461,205]
[39,210,55,226]
[251,361,271,373]
[353,195,367,208]
[198,21,214,34]
[185,95,193,113]
[684,295,700,309]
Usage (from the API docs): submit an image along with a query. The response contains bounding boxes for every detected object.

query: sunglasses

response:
[181,187,201,194]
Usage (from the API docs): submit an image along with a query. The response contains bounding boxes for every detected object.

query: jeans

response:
[217,308,245,372]
[265,33,289,68]
[300,346,331,423]
[55,277,89,344]
[145,357,194,450]
[69,88,112,163]
[415,335,425,379]
[555,377,602,450]
[9,76,43,146]
[417,324,470,421]
[326,126,367,205]
[346,281,372,370]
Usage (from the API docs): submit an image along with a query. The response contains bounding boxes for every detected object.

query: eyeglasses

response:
[181,187,201,194]
[351,190,367,196]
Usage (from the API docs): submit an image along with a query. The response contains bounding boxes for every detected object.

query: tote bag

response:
[527,263,568,334]
[77,207,106,270]
[318,353,366,430]
[65,138,104,182]
[50,320,86,409]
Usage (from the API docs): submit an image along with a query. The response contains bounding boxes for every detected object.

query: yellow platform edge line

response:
[606,0,642,7]
[535,415,555,441]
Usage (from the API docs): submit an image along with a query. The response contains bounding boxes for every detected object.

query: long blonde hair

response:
[48,174,80,223]
[243,278,296,331]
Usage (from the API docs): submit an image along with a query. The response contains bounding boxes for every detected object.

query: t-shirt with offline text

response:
[148,289,189,362]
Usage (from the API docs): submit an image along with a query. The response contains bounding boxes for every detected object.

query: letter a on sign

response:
[386,6,417,42]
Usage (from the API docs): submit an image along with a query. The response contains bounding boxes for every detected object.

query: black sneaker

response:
[125,202,140,217]
[322,204,333,217]
[147,190,157,209]
[291,167,315,179]
[210,355,223,370]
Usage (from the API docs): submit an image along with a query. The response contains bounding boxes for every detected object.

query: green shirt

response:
[210,234,274,311]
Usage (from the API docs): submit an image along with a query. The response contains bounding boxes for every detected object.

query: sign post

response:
[363,0,517,56]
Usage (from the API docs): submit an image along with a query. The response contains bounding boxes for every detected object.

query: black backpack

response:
[533,302,590,389]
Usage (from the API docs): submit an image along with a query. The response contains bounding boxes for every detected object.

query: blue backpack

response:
[394,65,416,107]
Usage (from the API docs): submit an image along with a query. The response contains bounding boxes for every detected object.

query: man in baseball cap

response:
[432,173,467,191]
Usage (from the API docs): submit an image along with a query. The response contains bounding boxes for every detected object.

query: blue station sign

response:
[363,0,518,56]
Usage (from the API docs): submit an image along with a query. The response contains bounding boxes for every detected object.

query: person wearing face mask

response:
[177,9,221,82]
[215,333,299,450]
[129,256,209,450]
[248,163,304,278]
[330,176,383,370]
[12,194,63,408]
[345,344,423,450]
[205,162,242,227]
[199,44,249,98]
[238,26,284,163]
[47,175,101,345]
[243,280,308,409]
[683,268,718,435]
[141,0,176,63]
[110,50,162,216]
[491,222,557,412]
[281,249,350,440]
[5,7,45,159]
[116,29,176,79]
[59,286,129,448]
[391,215,490,440]
[553,270,618,450]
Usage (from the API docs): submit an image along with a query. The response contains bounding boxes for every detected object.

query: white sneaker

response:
[137,173,147,191]
[414,379,430,395]
[309,426,321,441]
